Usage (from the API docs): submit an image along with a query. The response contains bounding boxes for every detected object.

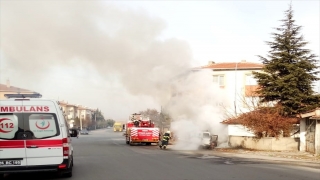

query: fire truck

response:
[124,113,159,146]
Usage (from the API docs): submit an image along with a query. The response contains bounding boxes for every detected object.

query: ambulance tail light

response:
[58,164,67,169]
[62,138,69,159]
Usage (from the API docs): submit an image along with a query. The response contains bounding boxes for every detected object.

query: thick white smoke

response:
[165,69,229,150]
[0,1,192,117]
[1,1,230,146]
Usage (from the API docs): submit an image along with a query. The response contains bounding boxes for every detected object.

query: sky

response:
[0,0,319,121]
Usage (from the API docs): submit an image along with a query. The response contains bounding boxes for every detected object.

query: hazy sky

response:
[0,0,319,120]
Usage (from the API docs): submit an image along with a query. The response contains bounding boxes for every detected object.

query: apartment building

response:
[199,60,264,115]
[58,101,95,130]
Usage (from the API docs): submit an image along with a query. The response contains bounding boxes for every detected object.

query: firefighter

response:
[159,131,171,149]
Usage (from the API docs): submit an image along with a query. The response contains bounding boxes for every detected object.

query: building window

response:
[213,75,224,86]
[245,74,259,97]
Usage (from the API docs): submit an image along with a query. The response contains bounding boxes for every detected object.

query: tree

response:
[139,109,160,123]
[233,105,298,138]
[106,119,115,127]
[74,116,80,127]
[92,109,105,121]
[90,109,106,129]
[253,4,320,116]
[223,93,298,138]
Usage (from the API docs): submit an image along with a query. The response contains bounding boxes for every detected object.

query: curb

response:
[174,150,320,169]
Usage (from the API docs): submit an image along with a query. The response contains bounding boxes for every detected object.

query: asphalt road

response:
[3,129,320,180]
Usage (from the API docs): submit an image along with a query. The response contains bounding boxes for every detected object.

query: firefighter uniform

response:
[160,132,170,148]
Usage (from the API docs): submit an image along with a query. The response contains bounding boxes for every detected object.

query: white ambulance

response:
[0,93,74,178]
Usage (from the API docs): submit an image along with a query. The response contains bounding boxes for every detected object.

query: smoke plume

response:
[165,69,229,150]
[1,1,229,147]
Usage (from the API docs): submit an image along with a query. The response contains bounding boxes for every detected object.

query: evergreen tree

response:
[253,5,320,115]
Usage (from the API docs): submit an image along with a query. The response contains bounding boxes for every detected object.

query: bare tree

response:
[222,90,298,138]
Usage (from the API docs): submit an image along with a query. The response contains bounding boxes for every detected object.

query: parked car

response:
[80,129,89,135]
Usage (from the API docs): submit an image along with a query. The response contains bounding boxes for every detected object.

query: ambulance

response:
[0,93,74,178]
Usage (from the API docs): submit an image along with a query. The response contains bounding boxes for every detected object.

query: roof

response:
[299,108,320,119]
[0,83,34,93]
[197,61,264,70]
[220,118,243,125]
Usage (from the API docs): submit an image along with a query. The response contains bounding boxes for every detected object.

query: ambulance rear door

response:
[0,101,27,168]
[23,100,64,166]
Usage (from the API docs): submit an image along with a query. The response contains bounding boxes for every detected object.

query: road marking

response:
[197,155,221,159]
[224,160,234,165]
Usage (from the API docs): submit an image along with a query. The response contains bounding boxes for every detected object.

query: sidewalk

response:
[214,148,320,161]
[174,147,320,168]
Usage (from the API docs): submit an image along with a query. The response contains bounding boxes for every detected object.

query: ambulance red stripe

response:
[0,139,63,148]
[26,139,63,147]
[0,140,24,148]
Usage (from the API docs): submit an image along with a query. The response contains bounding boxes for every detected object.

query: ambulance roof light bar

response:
[4,93,42,99]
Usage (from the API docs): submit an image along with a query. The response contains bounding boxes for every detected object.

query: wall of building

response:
[212,69,261,115]
[228,125,255,137]
[316,120,320,155]
[229,136,299,151]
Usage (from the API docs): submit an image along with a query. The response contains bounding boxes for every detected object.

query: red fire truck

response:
[124,113,159,146]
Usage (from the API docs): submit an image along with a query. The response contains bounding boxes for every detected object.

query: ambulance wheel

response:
[57,169,72,178]
[64,169,73,178]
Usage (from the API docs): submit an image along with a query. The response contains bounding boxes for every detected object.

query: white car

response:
[80,129,89,135]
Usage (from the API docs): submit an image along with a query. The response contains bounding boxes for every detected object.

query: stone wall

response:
[229,136,299,151]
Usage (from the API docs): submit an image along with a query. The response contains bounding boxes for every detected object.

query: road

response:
[3,129,320,180]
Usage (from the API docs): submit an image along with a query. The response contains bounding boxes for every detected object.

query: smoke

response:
[1,1,229,146]
[165,69,230,150]
[0,1,191,112]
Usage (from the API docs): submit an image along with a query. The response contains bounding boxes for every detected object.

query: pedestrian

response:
[76,130,79,138]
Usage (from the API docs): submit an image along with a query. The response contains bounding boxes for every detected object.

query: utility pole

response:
[159,106,163,133]
[234,62,239,116]
[95,111,97,130]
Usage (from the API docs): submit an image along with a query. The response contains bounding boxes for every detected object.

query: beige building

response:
[0,80,37,99]
[197,60,264,115]
[58,101,95,130]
